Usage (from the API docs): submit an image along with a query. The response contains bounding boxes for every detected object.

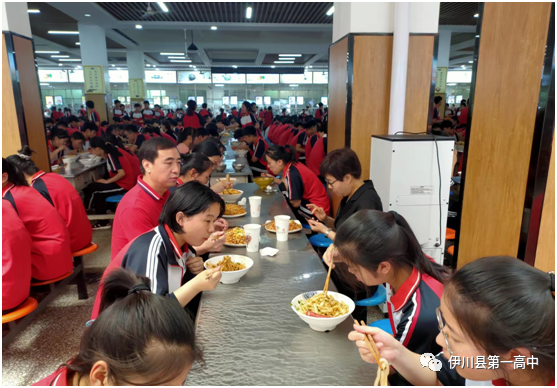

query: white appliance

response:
[370,135,455,264]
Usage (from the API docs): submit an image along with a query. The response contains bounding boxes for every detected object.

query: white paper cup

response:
[249,196,262,217]
[244,224,261,252]
[274,215,291,242]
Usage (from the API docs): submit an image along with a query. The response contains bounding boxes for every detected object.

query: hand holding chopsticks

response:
[323,256,334,297]
[353,320,390,386]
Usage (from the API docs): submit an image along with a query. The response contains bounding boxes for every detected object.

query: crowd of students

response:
[3,95,554,386]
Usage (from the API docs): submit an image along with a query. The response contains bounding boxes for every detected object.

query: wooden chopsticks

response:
[323,258,334,297]
[353,320,389,386]
[354,319,381,365]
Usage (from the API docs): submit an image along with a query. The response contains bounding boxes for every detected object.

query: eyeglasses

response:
[436,308,476,358]
[324,178,338,188]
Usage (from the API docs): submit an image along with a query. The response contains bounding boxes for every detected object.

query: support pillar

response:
[126,49,146,106]
[78,23,110,122]
[2,2,50,172]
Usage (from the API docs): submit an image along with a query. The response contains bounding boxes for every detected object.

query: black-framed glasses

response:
[324,178,338,188]
[436,307,476,358]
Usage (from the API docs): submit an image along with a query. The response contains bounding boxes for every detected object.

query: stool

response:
[446,228,456,240]
[2,297,39,333]
[31,270,73,289]
[106,195,124,204]
[369,318,393,335]
[71,242,98,300]
[355,285,387,307]
[447,245,454,256]
[309,233,333,248]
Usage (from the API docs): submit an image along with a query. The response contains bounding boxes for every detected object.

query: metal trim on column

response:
[345,34,354,147]
[519,3,555,265]
[452,2,484,269]
[427,34,440,129]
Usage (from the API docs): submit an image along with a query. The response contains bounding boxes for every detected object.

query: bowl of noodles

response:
[291,291,355,332]
[219,188,243,203]
[205,254,254,284]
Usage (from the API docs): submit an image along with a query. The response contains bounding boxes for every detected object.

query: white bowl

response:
[62,155,79,163]
[80,158,98,166]
[219,189,243,203]
[204,255,254,284]
[291,291,355,332]
[236,149,249,157]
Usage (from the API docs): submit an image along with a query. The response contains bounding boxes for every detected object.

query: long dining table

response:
[187,183,377,385]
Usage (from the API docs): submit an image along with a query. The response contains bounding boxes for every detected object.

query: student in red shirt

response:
[131,103,144,126]
[2,199,32,312]
[50,106,62,122]
[66,115,80,135]
[457,100,469,125]
[231,107,238,117]
[199,103,210,118]
[35,269,204,386]
[278,123,295,146]
[113,99,125,120]
[141,100,154,121]
[153,104,164,121]
[264,106,273,131]
[166,109,174,119]
[193,127,210,145]
[238,100,258,130]
[177,153,233,194]
[8,146,92,252]
[236,125,269,176]
[80,122,98,151]
[292,119,318,162]
[78,105,87,118]
[306,124,327,177]
[183,100,203,129]
[315,102,324,121]
[264,144,330,221]
[304,121,322,160]
[86,100,100,126]
[123,124,146,154]
[103,131,142,181]
[219,108,227,120]
[83,137,136,228]
[349,256,555,387]
[2,158,73,281]
[48,128,69,165]
[161,120,178,143]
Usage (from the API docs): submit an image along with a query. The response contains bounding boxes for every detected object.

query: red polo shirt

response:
[2,199,32,310]
[264,111,273,128]
[110,176,170,259]
[117,146,141,183]
[2,184,72,280]
[278,126,294,146]
[107,152,136,191]
[142,108,154,120]
[161,131,177,144]
[89,109,100,125]
[199,109,209,117]
[182,112,202,128]
[307,136,326,176]
[305,133,319,160]
[30,171,92,252]
[33,367,70,386]
[284,162,330,214]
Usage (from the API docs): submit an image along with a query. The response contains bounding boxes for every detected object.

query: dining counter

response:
[209,140,254,186]
[187,183,376,386]
[58,159,106,192]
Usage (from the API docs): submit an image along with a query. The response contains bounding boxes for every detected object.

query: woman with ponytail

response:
[264,144,330,222]
[83,137,136,227]
[328,209,448,385]
[7,146,92,252]
[349,256,555,386]
[47,128,69,165]
[182,100,203,129]
[34,269,203,386]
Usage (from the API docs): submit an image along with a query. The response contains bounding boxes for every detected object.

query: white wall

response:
[2,2,32,38]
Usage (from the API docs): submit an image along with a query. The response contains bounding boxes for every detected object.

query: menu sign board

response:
[129,78,144,98]
[84,66,105,94]
[38,70,68,83]
[212,73,246,84]
[178,71,212,84]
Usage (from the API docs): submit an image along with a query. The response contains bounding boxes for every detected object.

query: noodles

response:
[295,292,349,318]
[224,204,246,216]
[267,220,302,232]
[225,227,246,245]
[207,255,246,271]
[221,189,242,195]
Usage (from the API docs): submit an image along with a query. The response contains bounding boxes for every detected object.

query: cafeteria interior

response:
[2,2,555,386]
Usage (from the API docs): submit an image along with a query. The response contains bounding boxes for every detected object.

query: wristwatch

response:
[325,228,332,238]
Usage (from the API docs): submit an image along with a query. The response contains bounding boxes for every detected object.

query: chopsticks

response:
[353,320,389,386]
[323,258,334,297]
[353,320,381,365]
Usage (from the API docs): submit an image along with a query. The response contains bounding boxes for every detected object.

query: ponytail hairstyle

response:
[191,140,222,158]
[265,144,298,166]
[186,100,197,116]
[103,133,127,151]
[104,125,118,137]
[89,137,122,159]
[151,125,162,136]
[242,100,253,114]
[180,153,213,177]
[6,146,40,176]
[65,269,202,385]
[334,210,449,285]
[2,158,28,186]
[445,257,555,382]
[49,127,69,142]
[177,127,197,146]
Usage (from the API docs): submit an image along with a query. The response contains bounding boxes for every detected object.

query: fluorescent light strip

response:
[36,51,60,54]
[279,54,302,57]
[279,58,295,61]
[161,52,184,55]
[28,9,40,13]
[170,60,192,63]
[168,56,186,59]
[246,6,252,19]
[75,42,80,45]
[59,59,81,62]
[211,26,217,30]
[326,6,334,16]
[157,2,169,12]
[136,25,143,29]
[289,84,298,87]
[40,83,50,86]
[274,61,293,64]
[51,55,69,58]
[48,31,79,34]
[215,84,224,87]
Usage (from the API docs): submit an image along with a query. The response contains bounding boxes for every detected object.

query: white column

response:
[438,29,452,68]
[2,2,32,38]
[126,49,146,101]
[78,23,110,92]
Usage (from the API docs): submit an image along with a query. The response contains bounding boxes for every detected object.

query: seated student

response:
[66,116,80,135]
[103,132,142,182]
[216,118,229,133]
[83,138,136,227]
[304,120,323,161]
[66,131,86,155]
[349,256,555,386]
[36,269,205,386]
[204,136,226,155]
[192,139,223,168]
[2,199,32,313]
[219,108,227,120]
[175,107,185,120]
[98,121,109,137]
[2,158,73,281]
[263,145,330,221]
[86,100,100,127]
[291,119,318,162]
[166,108,175,119]
[92,181,225,319]
[177,127,196,155]
[8,146,93,252]
[161,120,178,142]
[206,123,220,139]
[177,153,233,194]
[328,209,448,385]
[123,124,146,154]
[80,122,99,151]
[131,103,144,126]
[306,123,327,177]
[194,127,210,145]
[278,121,298,146]
[174,118,184,133]
[238,125,269,177]
[48,128,69,165]
[44,118,54,134]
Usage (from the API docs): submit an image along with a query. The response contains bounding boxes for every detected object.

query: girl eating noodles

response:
[177,127,197,155]
[35,269,203,386]
[177,153,234,194]
[48,128,69,165]
[349,256,555,386]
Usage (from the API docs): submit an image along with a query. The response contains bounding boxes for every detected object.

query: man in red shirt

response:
[141,101,154,121]
[110,137,181,259]
[86,100,100,126]
[457,100,469,125]
[50,106,62,122]
[199,103,210,118]
[264,107,273,130]
[315,102,324,121]
[231,107,238,117]
[153,104,164,121]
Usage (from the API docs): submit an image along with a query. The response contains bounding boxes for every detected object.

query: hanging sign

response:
[129,78,144,99]
[84,66,105,94]
[435,67,448,93]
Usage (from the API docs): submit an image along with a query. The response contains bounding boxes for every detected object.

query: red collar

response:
[163,224,188,258]
[390,267,421,312]
[176,178,184,186]
[2,184,15,197]
[137,176,168,201]
[31,171,46,183]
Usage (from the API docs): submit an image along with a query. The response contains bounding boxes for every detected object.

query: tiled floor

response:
[2,229,385,386]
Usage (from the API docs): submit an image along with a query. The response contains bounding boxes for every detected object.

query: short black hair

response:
[134,103,141,108]
[122,115,130,121]
[124,124,139,133]
[114,99,120,104]
[113,117,121,123]
[81,122,98,134]
[71,131,86,142]
[45,118,54,124]
[441,120,453,130]
[304,120,318,130]
[86,100,95,109]
[49,128,69,140]
[180,153,212,177]
[431,123,442,130]
[206,123,219,138]
[192,140,221,158]
[69,115,78,122]
[202,103,207,109]
[177,127,196,146]
[195,127,209,139]
[2,157,28,186]
[144,100,150,104]
[319,148,362,180]
[434,96,443,104]
[100,121,109,127]
[233,129,243,140]
[137,137,177,174]
[241,125,257,138]
[159,181,224,233]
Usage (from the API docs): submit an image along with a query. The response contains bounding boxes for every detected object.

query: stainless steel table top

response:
[59,160,105,178]
[187,183,376,386]
[211,141,254,178]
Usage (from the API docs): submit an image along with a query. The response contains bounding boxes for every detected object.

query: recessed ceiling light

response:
[211,26,217,30]
[275,61,293,64]
[40,83,49,86]
[170,60,192,63]
[51,55,69,58]
[161,52,184,55]
[146,64,151,67]
[58,64,63,66]
[279,54,302,57]
[84,14,91,17]
[59,59,81,62]
[233,65,238,68]
[48,31,79,34]
[475,35,480,38]
[136,25,143,29]
[157,2,169,12]
[215,84,224,87]
[193,66,196,68]
[468,61,473,63]
[76,66,81,69]
[309,66,313,68]
[36,51,60,54]
[117,67,121,70]
[289,84,298,87]
[156,68,160,71]
[474,13,479,18]
[447,83,457,86]
[168,56,186,59]
[76,42,80,45]
[189,65,193,67]
[326,6,334,16]
[271,65,275,68]
[111,64,115,67]
[28,9,40,13]
[246,6,252,19]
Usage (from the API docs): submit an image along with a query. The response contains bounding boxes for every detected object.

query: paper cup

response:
[244,224,261,252]
[274,215,291,242]
[249,196,262,217]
